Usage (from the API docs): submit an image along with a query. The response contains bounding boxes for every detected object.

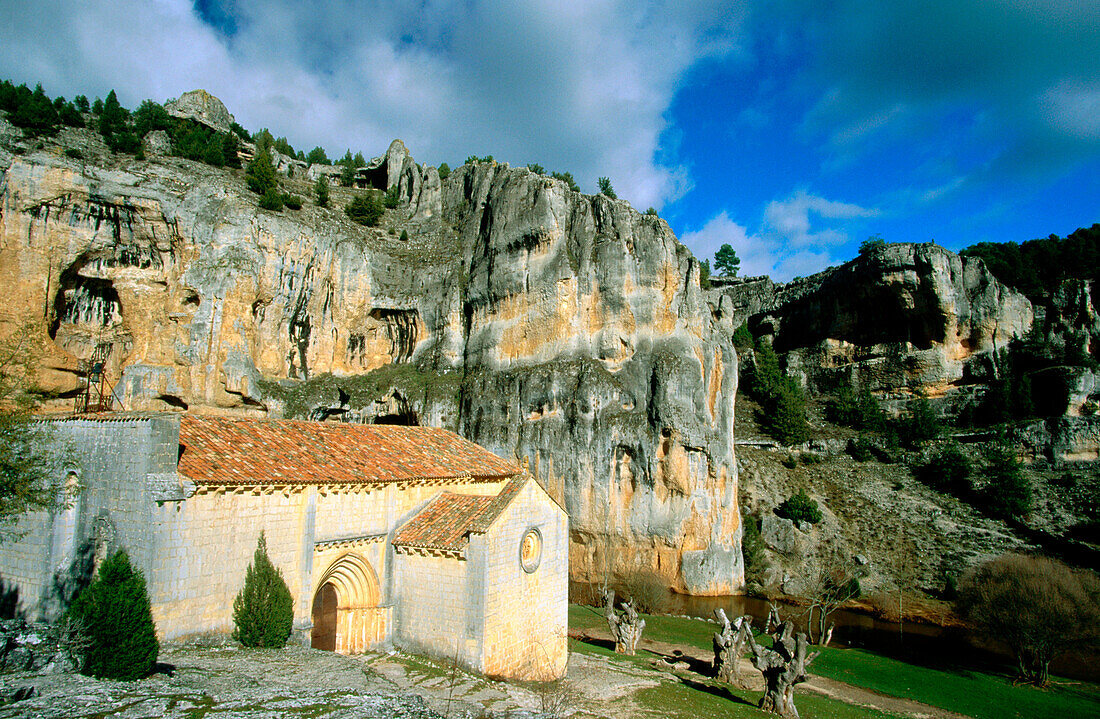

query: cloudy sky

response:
[2,1,1097,279]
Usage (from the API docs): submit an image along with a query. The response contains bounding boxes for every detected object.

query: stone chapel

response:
[0,413,569,681]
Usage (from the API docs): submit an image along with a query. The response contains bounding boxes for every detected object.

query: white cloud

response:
[682,189,877,281]
[763,189,877,248]
[0,0,748,211]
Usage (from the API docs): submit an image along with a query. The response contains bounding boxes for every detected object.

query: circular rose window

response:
[519,527,542,573]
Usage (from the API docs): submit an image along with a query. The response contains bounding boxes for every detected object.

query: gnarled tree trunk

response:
[602,589,645,655]
[746,620,819,718]
[712,608,753,685]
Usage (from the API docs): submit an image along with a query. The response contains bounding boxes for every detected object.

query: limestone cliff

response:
[0,116,741,594]
[723,243,1034,402]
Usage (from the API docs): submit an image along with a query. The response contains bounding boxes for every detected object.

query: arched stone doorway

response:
[310,552,387,654]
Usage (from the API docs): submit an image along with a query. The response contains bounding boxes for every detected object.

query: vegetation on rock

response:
[961,224,1100,301]
[232,533,294,648]
[714,243,740,277]
[775,489,823,525]
[247,147,279,196]
[68,550,159,680]
[314,177,330,207]
[345,192,383,226]
[746,338,809,445]
[597,176,617,199]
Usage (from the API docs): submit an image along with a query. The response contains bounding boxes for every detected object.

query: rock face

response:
[164,89,236,134]
[0,119,741,594]
[724,243,1034,403]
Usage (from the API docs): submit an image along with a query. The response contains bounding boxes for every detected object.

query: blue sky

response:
[2,1,1097,279]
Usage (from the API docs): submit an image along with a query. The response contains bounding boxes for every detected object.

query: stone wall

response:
[392,550,485,671]
[480,481,567,680]
[0,415,177,621]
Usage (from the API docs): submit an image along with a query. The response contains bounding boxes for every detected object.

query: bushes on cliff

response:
[776,489,823,525]
[247,147,278,195]
[68,550,159,680]
[233,533,294,648]
[345,192,383,226]
[746,338,809,445]
[825,385,885,431]
[976,442,1032,519]
[915,442,972,495]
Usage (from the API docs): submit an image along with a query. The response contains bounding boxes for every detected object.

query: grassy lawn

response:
[569,638,902,719]
[569,605,1100,719]
[811,646,1100,719]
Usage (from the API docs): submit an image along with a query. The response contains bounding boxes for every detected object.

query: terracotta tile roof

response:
[393,477,529,552]
[176,416,518,486]
[392,493,496,552]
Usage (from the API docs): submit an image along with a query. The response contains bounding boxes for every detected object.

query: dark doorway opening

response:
[310,582,338,651]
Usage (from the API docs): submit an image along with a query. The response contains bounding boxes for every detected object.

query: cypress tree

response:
[68,550,159,680]
[232,533,294,648]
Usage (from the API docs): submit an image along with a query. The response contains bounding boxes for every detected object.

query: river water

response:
[572,584,1098,682]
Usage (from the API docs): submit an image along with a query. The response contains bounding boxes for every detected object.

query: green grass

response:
[812,646,1100,719]
[570,604,1100,719]
[569,638,901,719]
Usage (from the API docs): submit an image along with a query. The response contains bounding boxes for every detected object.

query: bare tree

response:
[746,620,819,718]
[957,553,1100,686]
[712,608,753,685]
[602,589,645,655]
[800,548,863,645]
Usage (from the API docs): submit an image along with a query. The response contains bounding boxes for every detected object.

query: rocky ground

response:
[0,629,981,719]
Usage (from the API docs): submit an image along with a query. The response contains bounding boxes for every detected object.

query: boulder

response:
[165,89,235,134]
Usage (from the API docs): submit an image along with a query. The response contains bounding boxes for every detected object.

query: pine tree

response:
[233,533,294,648]
[314,176,330,207]
[68,550,159,680]
[246,147,278,195]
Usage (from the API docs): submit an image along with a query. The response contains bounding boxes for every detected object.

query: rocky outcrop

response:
[0,117,741,594]
[724,243,1034,401]
[164,89,236,134]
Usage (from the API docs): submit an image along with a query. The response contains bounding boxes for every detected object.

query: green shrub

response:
[894,394,942,449]
[978,443,1031,519]
[551,171,580,192]
[847,435,874,462]
[399,229,409,242]
[345,193,383,226]
[68,550,159,680]
[306,146,330,165]
[383,184,400,209]
[466,154,494,164]
[282,194,302,211]
[859,235,886,254]
[437,162,450,180]
[64,148,83,160]
[916,442,972,495]
[232,533,294,648]
[698,258,711,289]
[527,163,545,175]
[645,207,658,216]
[597,176,617,199]
[825,385,885,431]
[776,489,823,524]
[740,513,765,579]
[781,453,798,469]
[259,188,283,211]
[314,177,330,207]
[732,323,753,350]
